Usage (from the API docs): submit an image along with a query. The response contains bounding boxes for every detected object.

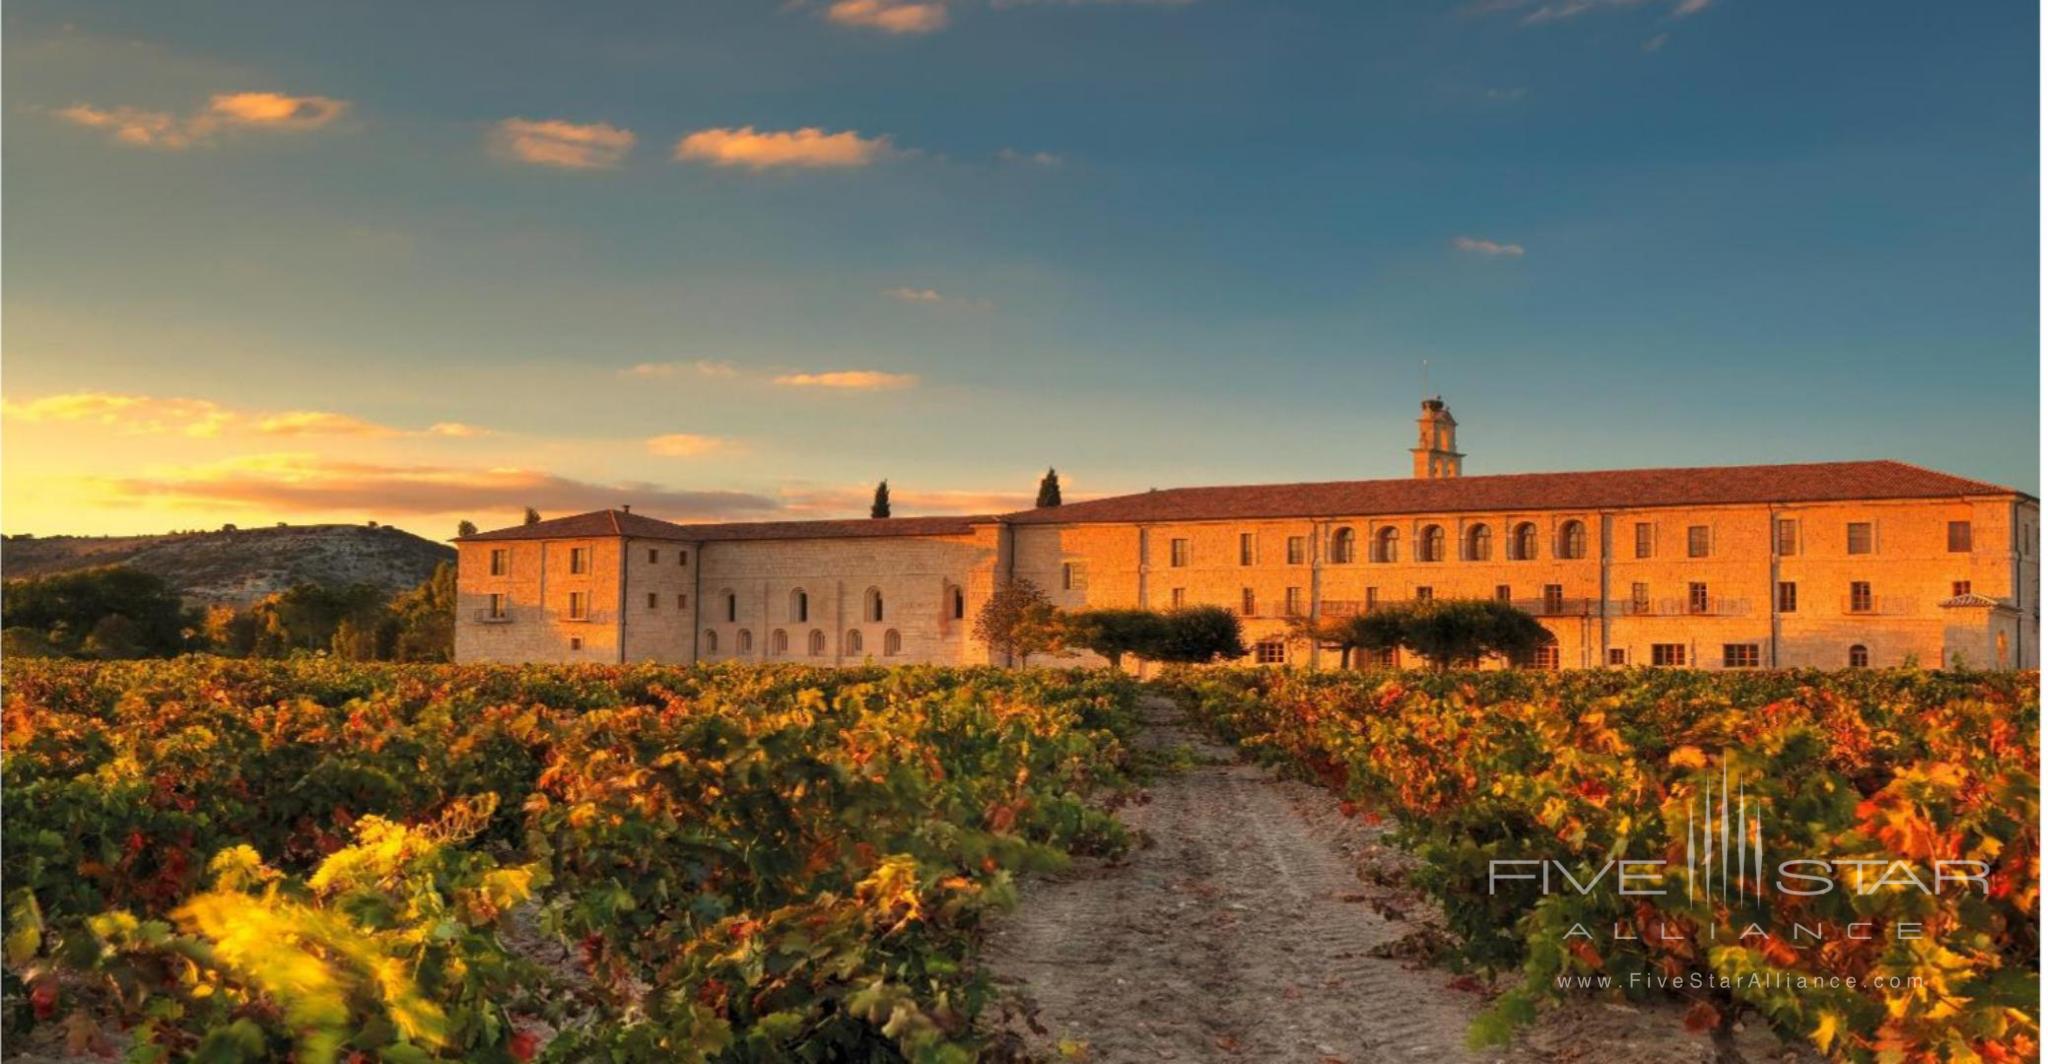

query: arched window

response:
[1372,526,1399,563]
[865,587,885,622]
[791,588,809,623]
[1419,525,1446,563]
[1510,522,1539,561]
[723,591,738,623]
[1848,644,1869,668]
[1330,527,1357,564]
[770,629,789,656]
[1558,520,1587,560]
[847,629,864,655]
[704,629,719,655]
[808,629,826,656]
[737,629,753,654]
[951,586,966,620]
[883,629,902,656]
[1465,524,1492,561]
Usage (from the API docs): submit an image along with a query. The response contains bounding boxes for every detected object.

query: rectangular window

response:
[1532,645,1560,670]
[569,636,583,651]
[1607,647,1628,667]
[1285,586,1304,616]
[1846,522,1873,555]
[679,550,689,566]
[1634,522,1654,559]
[1171,587,1187,608]
[1722,644,1760,668]
[1688,582,1709,614]
[1948,521,1972,552]
[648,548,659,563]
[678,593,688,609]
[1062,562,1087,591]
[1241,588,1256,616]
[1239,532,1256,566]
[1687,526,1710,558]
[647,592,658,609]
[569,547,591,574]
[1169,538,1190,567]
[1630,582,1650,613]
[1542,584,1564,615]
[489,549,509,576]
[1255,639,1286,665]
[568,591,588,620]
[1775,518,1798,557]
[1848,581,1873,613]
[1415,586,1433,602]
[1777,581,1797,613]
[1367,646,1397,669]
[1495,584,1511,603]
[1952,580,1972,598]
[1365,586,1380,609]
[1286,537,1306,565]
[488,593,506,619]
[1651,643,1686,667]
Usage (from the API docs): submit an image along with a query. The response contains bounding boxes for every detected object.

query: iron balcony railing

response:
[472,609,514,624]
[1620,597,1751,618]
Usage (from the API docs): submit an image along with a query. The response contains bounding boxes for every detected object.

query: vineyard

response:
[1,659,1141,1062]
[1163,667,2040,1062]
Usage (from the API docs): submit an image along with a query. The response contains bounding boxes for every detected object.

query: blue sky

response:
[3,0,2037,536]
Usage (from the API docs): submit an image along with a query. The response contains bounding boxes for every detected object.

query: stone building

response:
[455,400,2040,670]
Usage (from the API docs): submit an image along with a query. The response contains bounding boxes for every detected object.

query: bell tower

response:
[1410,397,1463,479]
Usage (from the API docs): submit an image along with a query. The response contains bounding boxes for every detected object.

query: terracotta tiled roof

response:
[1938,592,2014,609]
[998,461,2025,526]
[459,509,990,543]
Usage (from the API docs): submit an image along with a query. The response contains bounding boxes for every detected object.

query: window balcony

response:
[553,610,611,625]
[472,609,514,624]
[1620,597,1750,618]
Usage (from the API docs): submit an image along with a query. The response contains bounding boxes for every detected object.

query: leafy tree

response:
[1311,599,1550,671]
[973,578,1062,666]
[0,566,195,658]
[1149,606,1250,664]
[523,507,542,526]
[457,520,478,538]
[1063,608,1165,670]
[1036,468,1063,508]
[203,604,259,656]
[871,480,891,519]
[387,562,456,662]
[246,582,389,657]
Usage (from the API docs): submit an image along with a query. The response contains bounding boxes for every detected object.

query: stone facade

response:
[455,402,2039,671]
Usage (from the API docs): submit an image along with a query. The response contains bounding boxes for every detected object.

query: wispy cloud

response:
[645,433,735,457]
[3,391,490,440]
[1672,0,1710,16]
[1452,235,1526,257]
[52,91,347,149]
[619,360,740,379]
[2,393,234,437]
[773,370,920,390]
[826,0,951,34]
[674,126,894,170]
[997,147,1063,166]
[884,286,994,309]
[491,118,636,170]
[95,453,784,520]
[1520,1,1596,25]
[254,410,401,437]
[1643,31,1670,51]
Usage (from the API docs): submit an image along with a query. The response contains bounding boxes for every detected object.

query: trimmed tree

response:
[1149,606,1250,664]
[1063,608,1166,670]
[1036,468,1063,508]
[523,507,542,526]
[974,578,1062,666]
[1323,599,1549,671]
[457,520,478,538]
[871,480,891,519]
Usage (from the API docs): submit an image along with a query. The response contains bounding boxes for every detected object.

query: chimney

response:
[621,504,632,513]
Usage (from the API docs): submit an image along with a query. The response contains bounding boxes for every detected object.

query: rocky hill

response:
[2,524,455,607]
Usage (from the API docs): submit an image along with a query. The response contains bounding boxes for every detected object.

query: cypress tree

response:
[871,480,891,519]
[522,507,542,526]
[1036,467,1063,508]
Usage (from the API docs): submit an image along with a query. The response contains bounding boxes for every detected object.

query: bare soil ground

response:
[982,696,1811,1064]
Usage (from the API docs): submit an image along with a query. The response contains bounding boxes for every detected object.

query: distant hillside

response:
[2,524,455,607]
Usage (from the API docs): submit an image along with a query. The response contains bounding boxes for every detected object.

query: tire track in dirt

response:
[982,695,1499,1063]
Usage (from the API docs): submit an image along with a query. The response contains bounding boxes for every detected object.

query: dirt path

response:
[983,695,1501,1063]
[984,695,1807,1064]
